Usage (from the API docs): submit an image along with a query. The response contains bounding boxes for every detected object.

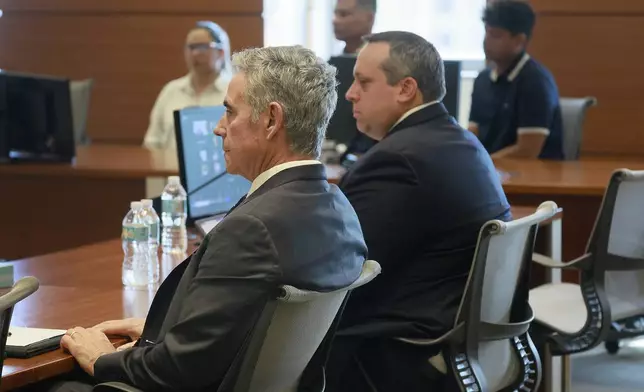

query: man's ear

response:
[513,33,528,52]
[398,77,419,103]
[366,11,375,26]
[266,102,284,140]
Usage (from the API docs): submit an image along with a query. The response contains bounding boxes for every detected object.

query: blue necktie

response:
[225,195,247,217]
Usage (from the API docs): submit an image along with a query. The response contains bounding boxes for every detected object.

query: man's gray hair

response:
[232,46,338,158]
[363,31,445,103]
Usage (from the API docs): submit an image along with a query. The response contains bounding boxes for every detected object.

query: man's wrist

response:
[89,351,111,376]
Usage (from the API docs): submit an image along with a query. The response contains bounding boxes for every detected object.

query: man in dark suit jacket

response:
[51,46,367,392]
[325,32,511,391]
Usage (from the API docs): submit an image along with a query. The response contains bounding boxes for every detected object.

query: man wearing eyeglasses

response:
[143,21,232,152]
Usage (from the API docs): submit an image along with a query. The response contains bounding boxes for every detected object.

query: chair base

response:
[604,314,644,355]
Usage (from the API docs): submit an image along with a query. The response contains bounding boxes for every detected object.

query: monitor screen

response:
[326,56,378,156]
[443,61,462,120]
[174,106,250,222]
[0,71,75,163]
[326,56,358,146]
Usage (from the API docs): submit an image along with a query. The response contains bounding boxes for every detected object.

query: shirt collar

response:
[247,160,321,196]
[179,71,231,94]
[490,53,531,83]
[389,101,440,132]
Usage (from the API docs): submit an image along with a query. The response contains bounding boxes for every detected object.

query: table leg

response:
[562,355,572,392]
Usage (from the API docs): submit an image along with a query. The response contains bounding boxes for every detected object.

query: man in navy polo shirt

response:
[469,0,564,160]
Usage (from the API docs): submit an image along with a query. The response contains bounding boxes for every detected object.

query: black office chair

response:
[399,202,559,391]
[560,96,597,160]
[530,169,644,391]
[70,79,95,146]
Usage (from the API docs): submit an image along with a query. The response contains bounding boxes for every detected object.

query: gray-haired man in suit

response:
[48,46,367,392]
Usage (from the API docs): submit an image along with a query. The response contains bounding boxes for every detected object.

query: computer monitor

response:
[174,106,250,225]
[443,61,462,120]
[326,56,358,146]
[0,70,75,163]
[326,56,377,156]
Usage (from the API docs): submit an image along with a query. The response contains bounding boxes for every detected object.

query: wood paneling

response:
[0,0,262,13]
[0,0,263,143]
[532,0,644,14]
[530,1,644,157]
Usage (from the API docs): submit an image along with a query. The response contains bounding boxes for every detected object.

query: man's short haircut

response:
[232,46,338,158]
[483,0,536,38]
[356,0,377,12]
[363,31,445,103]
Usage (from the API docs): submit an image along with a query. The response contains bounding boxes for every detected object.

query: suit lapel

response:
[224,195,247,217]
[140,164,327,345]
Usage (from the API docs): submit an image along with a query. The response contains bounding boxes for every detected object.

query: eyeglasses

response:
[185,42,222,52]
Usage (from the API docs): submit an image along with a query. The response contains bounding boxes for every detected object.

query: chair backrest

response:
[230,260,381,392]
[69,79,94,145]
[454,202,559,391]
[586,169,644,316]
[560,96,597,160]
[0,276,39,375]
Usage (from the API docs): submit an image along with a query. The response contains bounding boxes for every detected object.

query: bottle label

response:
[162,200,186,215]
[149,222,159,239]
[122,224,149,242]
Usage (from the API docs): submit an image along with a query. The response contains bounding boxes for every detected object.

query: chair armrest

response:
[397,323,464,346]
[93,382,144,392]
[533,252,591,269]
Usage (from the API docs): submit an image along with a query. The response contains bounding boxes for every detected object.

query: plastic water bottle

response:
[140,199,160,255]
[122,201,157,287]
[161,176,188,254]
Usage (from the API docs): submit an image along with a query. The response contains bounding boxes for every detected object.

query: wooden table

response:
[0,206,560,391]
[3,146,635,275]
[0,145,178,261]
[496,159,644,265]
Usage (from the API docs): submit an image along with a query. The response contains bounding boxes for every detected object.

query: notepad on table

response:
[6,326,66,358]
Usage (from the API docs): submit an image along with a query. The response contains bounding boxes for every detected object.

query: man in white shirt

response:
[143,21,232,152]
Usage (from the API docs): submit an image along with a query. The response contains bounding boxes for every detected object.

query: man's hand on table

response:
[61,327,116,376]
[93,318,145,341]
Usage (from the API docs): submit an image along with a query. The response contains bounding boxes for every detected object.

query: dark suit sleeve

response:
[94,214,280,390]
[340,149,419,272]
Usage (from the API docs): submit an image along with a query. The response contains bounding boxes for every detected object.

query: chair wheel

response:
[605,340,620,355]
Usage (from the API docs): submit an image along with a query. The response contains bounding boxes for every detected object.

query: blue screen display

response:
[176,106,250,219]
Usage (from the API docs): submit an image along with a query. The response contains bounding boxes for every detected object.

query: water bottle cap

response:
[130,201,143,210]
[141,199,153,207]
[168,176,181,185]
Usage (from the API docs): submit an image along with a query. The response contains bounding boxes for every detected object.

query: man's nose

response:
[346,83,358,102]
[214,121,226,137]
